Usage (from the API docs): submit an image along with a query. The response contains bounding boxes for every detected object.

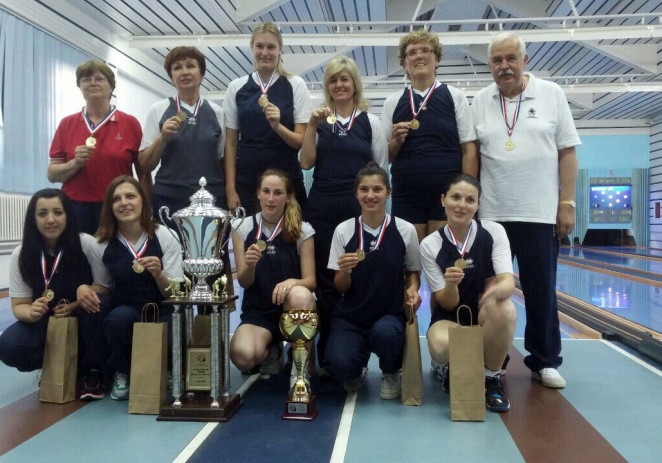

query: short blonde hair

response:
[322,56,369,111]
[250,22,291,78]
[76,60,116,93]
[398,30,443,67]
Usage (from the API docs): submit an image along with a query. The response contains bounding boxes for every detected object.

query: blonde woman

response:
[300,56,387,367]
[224,22,311,214]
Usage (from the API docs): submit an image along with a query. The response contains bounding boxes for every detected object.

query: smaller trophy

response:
[279,309,319,420]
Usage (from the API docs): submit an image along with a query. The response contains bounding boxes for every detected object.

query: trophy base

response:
[282,396,318,421]
[157,393,242,422]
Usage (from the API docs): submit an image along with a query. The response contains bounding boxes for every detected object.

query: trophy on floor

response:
[279,309,319,420]
[157,177,245,422]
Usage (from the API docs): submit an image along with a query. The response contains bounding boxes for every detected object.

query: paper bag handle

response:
[141,303,160,323]
[456,304,474,326]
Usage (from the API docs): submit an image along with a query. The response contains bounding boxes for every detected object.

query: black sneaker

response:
[80,369,105,401]
[431,361,450,393]
[485,375,510,412]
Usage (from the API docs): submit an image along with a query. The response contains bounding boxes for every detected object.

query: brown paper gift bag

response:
[401,304,423,405]
[128,303,168,415]
[39,309,78,404]
[448,305,485,421]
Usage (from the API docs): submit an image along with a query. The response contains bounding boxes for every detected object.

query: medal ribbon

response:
[447,222,472,258]
[357,214,389,252]
[408,81,437,119]
[332,108,358,135]
[175,96,202,118]
[257,69,277,98]
[255,214,284,243]
[41,250,63,289]
[119,234,149,261]
[499,81,526,137]
[81,105,117,136]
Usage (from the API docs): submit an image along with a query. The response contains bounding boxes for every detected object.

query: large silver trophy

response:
[159,177,245,301]
[157,177,245,422]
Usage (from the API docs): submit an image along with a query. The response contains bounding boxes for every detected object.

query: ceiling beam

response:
[128,24,662,48]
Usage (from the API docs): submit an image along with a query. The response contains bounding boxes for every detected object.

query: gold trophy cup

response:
[279,309,319,420]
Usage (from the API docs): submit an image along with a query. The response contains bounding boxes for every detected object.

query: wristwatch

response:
[559,200,576,208]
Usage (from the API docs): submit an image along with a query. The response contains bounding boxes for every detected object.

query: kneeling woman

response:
[78,176,183,400]
[325,162,422,400]
[0,190,92,375]
[230,169,316,378]
[420,173,516,412]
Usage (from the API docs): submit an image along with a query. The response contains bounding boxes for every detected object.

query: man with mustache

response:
[471,32,580,389]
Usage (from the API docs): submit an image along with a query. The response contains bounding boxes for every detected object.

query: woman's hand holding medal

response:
[244,243,263,269]
[444,265,465,286]
[136,256,162,278]
[309,107,332,127]
[263,101,281,131]
[391,121,411,145]
[160,115,183,141]
[73,144,94,168]
[28,297,49,322]
[337,252,360,276]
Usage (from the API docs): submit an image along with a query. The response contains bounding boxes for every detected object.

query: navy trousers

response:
[501,221,562,371]
[0,315,50,372]
[323,314,405,383]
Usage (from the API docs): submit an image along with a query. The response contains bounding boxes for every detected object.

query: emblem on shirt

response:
[115,133,123,140]
[369,239,377,251]
[188,117,197,126]
[465,257,474,269]
[527,108,537,118]
[267,244,276,255]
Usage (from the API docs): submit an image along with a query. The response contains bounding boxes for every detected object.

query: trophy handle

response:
[159,206,181,245]
[220,206,246,251]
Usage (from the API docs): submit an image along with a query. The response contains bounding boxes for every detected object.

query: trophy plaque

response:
[279,309,319,420]
[157,178,245,422]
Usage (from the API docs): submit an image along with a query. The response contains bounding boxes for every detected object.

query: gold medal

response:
[326,114,337,125]
[132,261,145,273]
[356,249,366,261]
[410,118,420,130]
[43,288,55,302]
[258,94,269,107]
[454,258,467,270]
[85,136,96,147]
[505,140,515,151]
[176,111,187,122]
[256,240,267,251]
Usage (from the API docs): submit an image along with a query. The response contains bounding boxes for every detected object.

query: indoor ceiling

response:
[2,0,662,125]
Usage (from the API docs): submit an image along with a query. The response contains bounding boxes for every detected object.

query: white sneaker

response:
[532,368,566,389]
[110,372,130,400]
[379,371,401,400]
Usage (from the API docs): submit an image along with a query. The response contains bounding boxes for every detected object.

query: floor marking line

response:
[601,339,662,377]
[330,391,357,463]
[171,374,260,463]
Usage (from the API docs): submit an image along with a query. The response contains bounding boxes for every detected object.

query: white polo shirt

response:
[472,73,581,224]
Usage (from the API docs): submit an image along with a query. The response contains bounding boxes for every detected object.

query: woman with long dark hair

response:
[0,189,96,392]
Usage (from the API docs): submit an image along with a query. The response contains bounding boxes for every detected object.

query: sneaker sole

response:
[379,390,401,400]
[110,392,129,400]
[486,402,511,413]
[80,392,105,401]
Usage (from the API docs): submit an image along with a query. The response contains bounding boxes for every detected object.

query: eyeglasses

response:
[80,76,107,84]
[406,48,434,58]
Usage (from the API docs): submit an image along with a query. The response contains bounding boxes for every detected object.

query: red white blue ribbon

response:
[82,105,117,135]
[408,81,436,119]
[447,222,472,258]
[175,96,202,118]
[358,214,389,253]
[256,69,277,98]
[41,250,63,289]
[333,108,358,135]
[119,234,149,261]
[255,214,284,242]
